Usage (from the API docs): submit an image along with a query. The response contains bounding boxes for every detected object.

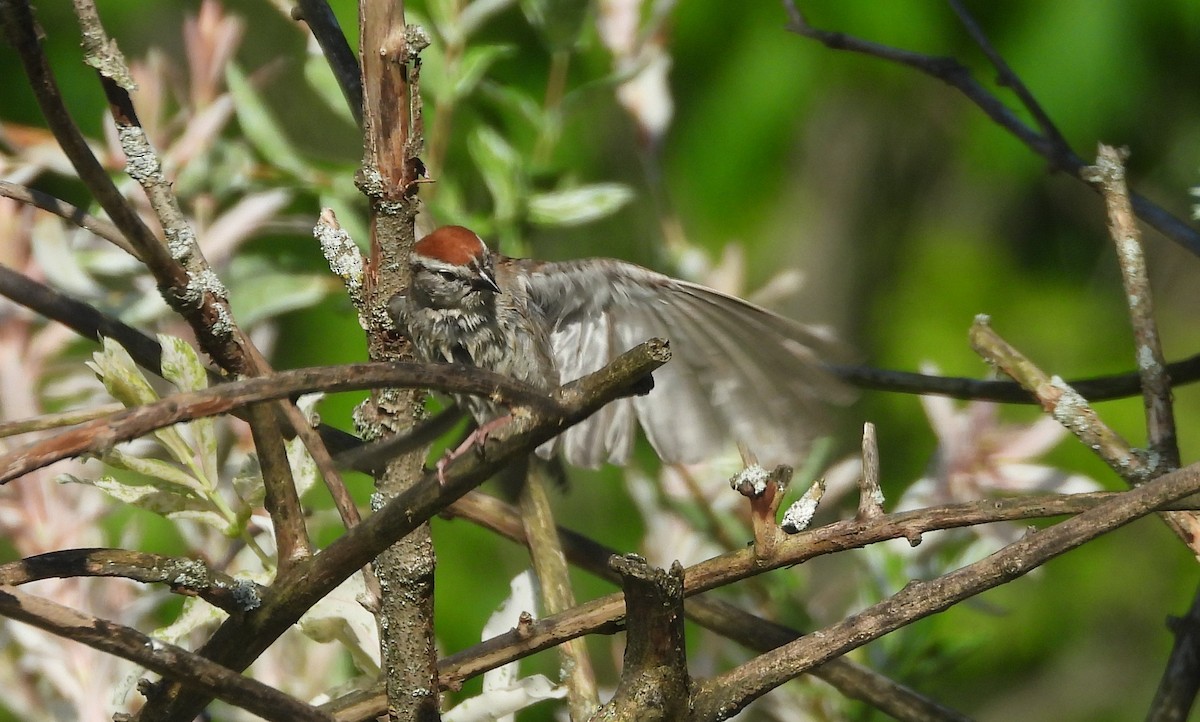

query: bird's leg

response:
[434,414,514,485]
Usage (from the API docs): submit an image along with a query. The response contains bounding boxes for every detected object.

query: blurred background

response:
[2,1,1200,720]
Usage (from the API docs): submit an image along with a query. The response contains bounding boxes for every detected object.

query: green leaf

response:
[226,64,311,179]
[159,335,220,484]
[155,595,228,645]
[87,337,159,407]
[458,0,517,38]
[65,470,227,531]
[528,183,634,226]
[158,335,208,393]
[103,447,207,497]
[468,125,524,222]
[231,455,266,510]
[227,265,338,327]
[303,46,357,127]
[480,80,545,130]
[519,0,589,50]
[452,45,515,101]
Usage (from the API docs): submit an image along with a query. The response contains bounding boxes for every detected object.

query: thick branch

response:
[595,556,690,720]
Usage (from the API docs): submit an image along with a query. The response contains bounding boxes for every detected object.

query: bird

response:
[389,225,850,474]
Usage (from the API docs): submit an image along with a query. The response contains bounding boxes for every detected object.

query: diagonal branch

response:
[293,0,362,126]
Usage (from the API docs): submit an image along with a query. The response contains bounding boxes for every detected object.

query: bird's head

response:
[410,225,501,308]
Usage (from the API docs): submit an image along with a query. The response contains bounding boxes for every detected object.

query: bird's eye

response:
[437,270,457,281]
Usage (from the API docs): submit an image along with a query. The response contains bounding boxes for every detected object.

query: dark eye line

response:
[437,270,456,281]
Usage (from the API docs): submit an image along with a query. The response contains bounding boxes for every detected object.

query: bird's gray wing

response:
[519,257,851,468]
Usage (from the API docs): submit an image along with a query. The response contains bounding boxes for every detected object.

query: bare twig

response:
[1084,145,1180,470]
[781,1,1200,258]
[857,421,884,520]
[1085,145,1196,722]
[970,317,1200,559]
[354,1,438,717]
[685,597,972,722]
[0,403,125,438]
[0,180,135,258]
[433,489,1200,696]
[969,317,1146,482]
[0,585,332,722]
[731,464,793,558]
[595,556,690,720]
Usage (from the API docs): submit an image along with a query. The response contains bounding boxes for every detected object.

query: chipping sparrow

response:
[390,225,849,471]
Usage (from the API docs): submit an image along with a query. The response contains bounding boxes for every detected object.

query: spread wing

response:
[517,257,852,469]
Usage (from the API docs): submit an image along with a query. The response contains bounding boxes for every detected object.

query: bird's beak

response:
[471,269,501,294]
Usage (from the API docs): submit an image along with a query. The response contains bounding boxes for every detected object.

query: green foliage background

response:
[3,1,1200,719]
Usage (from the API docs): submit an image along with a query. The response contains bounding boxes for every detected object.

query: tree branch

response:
[131,339,668,721]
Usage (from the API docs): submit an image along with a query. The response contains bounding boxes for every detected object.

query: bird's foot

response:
[434,414,514,485]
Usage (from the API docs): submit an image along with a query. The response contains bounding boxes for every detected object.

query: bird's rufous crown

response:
[414,226,487,265]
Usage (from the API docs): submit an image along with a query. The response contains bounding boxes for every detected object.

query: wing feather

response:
[521,257,849,467]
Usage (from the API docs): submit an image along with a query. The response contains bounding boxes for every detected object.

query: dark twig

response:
[825,357,1200,404]
[1149,581,1200,722]
[781,1,1200,258]
[945,0,1070,152]
[0,181,135,258]
[293,0,363,126]
[0,585,333,722]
